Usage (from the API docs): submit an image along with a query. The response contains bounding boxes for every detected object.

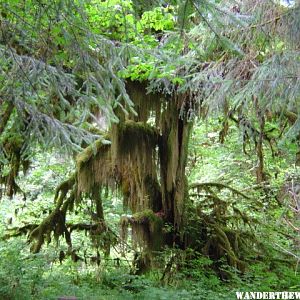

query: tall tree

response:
[1,0,300,272]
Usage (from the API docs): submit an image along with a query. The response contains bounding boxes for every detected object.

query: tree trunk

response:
[124,83,192,256]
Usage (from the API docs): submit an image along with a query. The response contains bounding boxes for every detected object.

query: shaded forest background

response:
[0,0,300,299]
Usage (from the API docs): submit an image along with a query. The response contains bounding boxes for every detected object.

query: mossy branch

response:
[76,138,110,171]
[203,221,247,271]
[4,222,106,240]
[29,175,76,253]
[190,182,251,199]
[0,100,14,136]
[2,224,38,240]
[54,174,76,204]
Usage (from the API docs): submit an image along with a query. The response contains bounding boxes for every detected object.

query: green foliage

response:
[140,7,175,32]
[0,238,48,300]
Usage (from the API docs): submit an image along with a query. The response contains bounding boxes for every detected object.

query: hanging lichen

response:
[76,139,112,194]
[126,80,162,124]
[0,104,31,199]
[121,209,164,252]
[111,120,161,213]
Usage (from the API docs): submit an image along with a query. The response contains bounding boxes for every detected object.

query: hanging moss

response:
[113,90,193,254]
[121,209,164,252]
[27,81,195,265]
[0,115,32,199]
[126,80,162,124]
[76,119,161,214]
[144,175,162,212]
[120,216,129,248]
[111,120,161,213]
[0,101,14,136]
[76,139,110,171]
[29,176,75,253]
[117,120,158,155]
[76,140,112,194]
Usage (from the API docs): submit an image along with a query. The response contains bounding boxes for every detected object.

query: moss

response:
[29,176,76,253]
[189,182,251,199]
[116,120,158,156]
[144,175,162,212]
[54,175,75,204]
[126,80,162,124]
[110,120,161,213]
[0,129,27,198]
[120,209,164,252]
[30,83,193,265]
[120,216,129,246]
[0,101,14,135]
[132,209,164,247]
[76,141,111,194]
[200,220,249,273]
[76,138,110,171]
[132,209,162,225]
[3,224,38,240]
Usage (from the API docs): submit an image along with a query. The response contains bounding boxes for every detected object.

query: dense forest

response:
[0,0,300,299]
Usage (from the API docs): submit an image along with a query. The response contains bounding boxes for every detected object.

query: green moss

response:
[125,80,162,123]
[76,138,110,171]
[132,209,163,229]
[0,101,14,135]
[201,221,248,272]
[29,176,76,253]
[76,140,111,194]
[144,175,162,212]
[117,120,158,155]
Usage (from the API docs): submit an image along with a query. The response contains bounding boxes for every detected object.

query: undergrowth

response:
[0,237,299,300]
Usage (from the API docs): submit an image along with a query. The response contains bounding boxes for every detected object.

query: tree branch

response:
[189,181,251,199]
